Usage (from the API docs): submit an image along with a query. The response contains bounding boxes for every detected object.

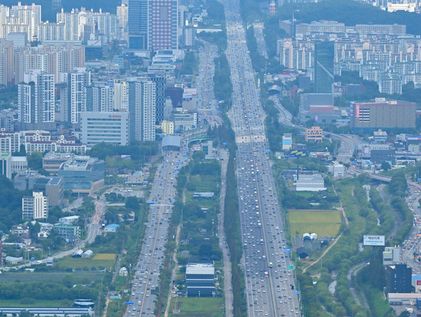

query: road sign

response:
[287,264,295,271]
[363,235,385,246]
[125,301,134,305]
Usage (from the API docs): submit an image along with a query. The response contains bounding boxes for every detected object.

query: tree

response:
[381,161,391,171]
[125,197,140,211]
[28,152,43,171]
[0,176,23,232]
[29,222,41,242]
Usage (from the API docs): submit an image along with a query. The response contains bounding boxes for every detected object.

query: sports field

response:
[288,209,341,237]
[169,298,224,317]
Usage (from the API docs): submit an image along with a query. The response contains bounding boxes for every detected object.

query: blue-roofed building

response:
[104,224,120,233]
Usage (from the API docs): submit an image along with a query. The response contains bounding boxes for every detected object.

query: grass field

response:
[189,175,219,192]
[56,253,116,270]
[93,253,116,261]
[169,298,224,317]
[288,209,341,237]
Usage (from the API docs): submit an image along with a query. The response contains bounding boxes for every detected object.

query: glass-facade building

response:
[314,41,334,93]
[128,0,149,50]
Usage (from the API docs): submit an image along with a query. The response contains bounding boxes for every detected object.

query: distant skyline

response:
[0,0,122,20]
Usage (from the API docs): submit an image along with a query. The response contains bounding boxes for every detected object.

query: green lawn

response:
[288,209,341,237]
[169,298,224,317]
[56,253,116,270]
[189,175,219,192]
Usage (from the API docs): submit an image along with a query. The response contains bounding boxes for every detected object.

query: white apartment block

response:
[22,192,48,220]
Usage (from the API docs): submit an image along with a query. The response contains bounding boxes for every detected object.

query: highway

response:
[196,42,222,127]
[124,150,188,317]
[223,0,301,316]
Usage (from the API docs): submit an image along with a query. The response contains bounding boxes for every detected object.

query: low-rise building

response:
[305,126,323,142]
[383,247,401,266]
[54,223,81,243]
[173,112,197,131]
[57,156,105,193]
[161,120,175,135]
[352,99,416,129]
[43,152,74,173]
[186,263,215,297]
[329,162,346,178]
[282,133,293,151]
[295,173,326,192]
[11,156,27,173]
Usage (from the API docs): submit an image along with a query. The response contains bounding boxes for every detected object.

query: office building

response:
[314,41,334,93]
[46,177,64,207]
[22,191,48,220]
[129,78,156,142]
[128,0,149,50]
[128,0,178,51]
[186,263,215,297]
[149,0,178,50]
[81,111,129,146]
[352,99,416,129]
[149,74,166,124]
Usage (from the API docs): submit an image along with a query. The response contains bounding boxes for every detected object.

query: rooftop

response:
[186,263,215,276]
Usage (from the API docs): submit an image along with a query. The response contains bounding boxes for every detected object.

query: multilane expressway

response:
[124,150,188,317]
[223,0,301,316]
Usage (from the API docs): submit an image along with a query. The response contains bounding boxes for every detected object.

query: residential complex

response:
[278,20,421,94]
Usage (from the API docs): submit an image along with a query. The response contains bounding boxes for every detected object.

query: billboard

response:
[363,235,385,246]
